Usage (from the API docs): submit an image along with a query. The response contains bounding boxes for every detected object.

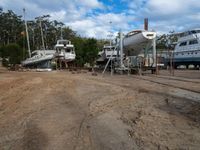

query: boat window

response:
[180,33,185,37]
[195,52,197,54]
[189,39,198,45]
[147,34,153,36]
[191,30,196,34]
[65,48,71,52]
[179,42,187,46]
[58,40,69,45]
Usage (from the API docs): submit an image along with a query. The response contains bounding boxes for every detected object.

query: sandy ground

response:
[0,68,200,150]
[158,69,200,79]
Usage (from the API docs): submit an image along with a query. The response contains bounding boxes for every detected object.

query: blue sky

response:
[0,0,200,38]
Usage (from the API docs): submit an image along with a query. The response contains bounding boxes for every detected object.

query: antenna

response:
[23,8,31,58]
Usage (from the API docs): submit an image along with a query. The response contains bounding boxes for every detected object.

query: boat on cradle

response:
[54,39,76,62]
[21,9,55,69]
[123,30,156,56]
[171,29,200,68]
[21,39,76,69]
[21,50,55,68]
[97,45,120,63]
[122,30,157,69]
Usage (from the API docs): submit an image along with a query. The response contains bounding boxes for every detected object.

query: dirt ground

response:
[0,68,200,150]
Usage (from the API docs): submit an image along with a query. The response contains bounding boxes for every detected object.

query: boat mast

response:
[23,8,31,58]
[60,27,63,40]
[39,18,45,50]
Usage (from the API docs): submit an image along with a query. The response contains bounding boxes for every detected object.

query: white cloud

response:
[75,0,104,9]
[124,0,200,33]
[187,13,200,21]
[129,0,146,10]
[142,0,200,18]
[65,12,134,39]
[1,0,200,38]
[0,0,108,38]
[50,10,66,22]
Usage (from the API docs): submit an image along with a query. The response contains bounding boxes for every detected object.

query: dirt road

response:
[0,70,200,150]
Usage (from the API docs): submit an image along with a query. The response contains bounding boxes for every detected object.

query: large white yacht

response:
[173,29,200,68]
[54,39,76,62]
[123,30,156,56]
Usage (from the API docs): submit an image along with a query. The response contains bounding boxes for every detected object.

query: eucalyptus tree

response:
[0,9,23,45]
[0,9,103,67]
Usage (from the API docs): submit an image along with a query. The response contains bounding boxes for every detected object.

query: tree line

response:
[0,9,106,67]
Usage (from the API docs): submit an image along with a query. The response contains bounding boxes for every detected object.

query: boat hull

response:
[165,50,200,67]
[175,51,200,65]
[22,55,53,65]
[123,31,156,56]
[55,53,76,62]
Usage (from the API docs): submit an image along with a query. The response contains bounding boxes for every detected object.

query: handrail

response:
[102,44,119,76]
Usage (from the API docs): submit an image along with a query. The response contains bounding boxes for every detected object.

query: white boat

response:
[54,39,76,62]
[21,10,55,68]
[173,29,200,68]
[97,45,119,61]
[21,50,55,68]
[123,30,156,56]
[22,10,75,68]
[22,39,76,67]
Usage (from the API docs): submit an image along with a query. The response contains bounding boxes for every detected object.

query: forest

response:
[0,9,106,66]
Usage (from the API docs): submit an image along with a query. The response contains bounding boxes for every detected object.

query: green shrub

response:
[0,43,23,66]
[2,58,8,67]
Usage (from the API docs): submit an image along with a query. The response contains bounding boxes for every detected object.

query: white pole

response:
[120,30,123,68]
[152,37,156,67]
[60,27,63,40]
[109,21,113,75]
[23,8,31,58]
[110,33,113,76]
[40,18,45,50]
